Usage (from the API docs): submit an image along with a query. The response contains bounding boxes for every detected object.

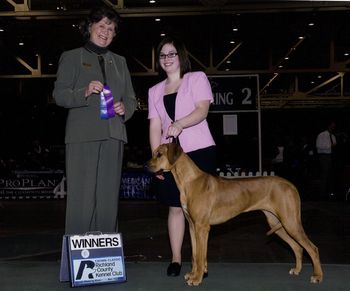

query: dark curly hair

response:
[156,35,192,78]
[79,6,121,41]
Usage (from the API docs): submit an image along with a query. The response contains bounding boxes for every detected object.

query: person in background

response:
[53,6,137,234]
[148,36,216,277]
[316,120,337,200]
[271,137,285,177]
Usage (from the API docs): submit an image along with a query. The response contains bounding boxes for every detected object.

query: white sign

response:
[60,233,126,287]
[223,114,238,135]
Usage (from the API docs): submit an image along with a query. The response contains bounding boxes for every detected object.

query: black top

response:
[84,40,108,55]
[163,92,177,121]
[156,91,216,207]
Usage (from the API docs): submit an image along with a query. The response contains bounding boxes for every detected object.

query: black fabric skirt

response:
[153,145,216,207]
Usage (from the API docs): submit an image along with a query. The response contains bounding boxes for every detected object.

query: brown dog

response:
[147,143,323,286]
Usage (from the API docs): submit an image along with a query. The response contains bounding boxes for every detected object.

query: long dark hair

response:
[79,6,121,41]
[156,36,191,78]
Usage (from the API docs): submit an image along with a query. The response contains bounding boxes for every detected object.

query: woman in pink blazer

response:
[148,36,216,277]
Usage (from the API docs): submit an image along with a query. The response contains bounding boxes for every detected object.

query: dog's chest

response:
[181,202,188,213]
[181,200,190,217]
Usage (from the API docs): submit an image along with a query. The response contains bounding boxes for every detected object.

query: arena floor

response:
[0,199,349,290]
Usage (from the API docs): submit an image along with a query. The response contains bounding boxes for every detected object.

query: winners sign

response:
[208,75,259,112]
[60,233,126,287]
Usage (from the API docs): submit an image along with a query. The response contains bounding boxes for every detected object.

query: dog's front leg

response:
[184,218,197,281]
[185,223,210,286]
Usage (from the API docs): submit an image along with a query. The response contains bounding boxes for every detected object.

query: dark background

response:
[1,1,350,200]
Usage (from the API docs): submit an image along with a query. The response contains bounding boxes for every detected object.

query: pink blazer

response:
[148,71,215,153]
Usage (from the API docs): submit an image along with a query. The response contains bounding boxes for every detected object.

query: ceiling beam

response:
[1,2,350,18]
[5,0,30,12]
[305,72,343,95]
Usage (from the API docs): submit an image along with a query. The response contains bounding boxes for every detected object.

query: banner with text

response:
[0,170,65,199]
[208,75,259,112]
[0,170,154,200]
[60,233,126,287]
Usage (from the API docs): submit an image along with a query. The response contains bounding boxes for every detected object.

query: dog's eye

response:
[156,152,162,158]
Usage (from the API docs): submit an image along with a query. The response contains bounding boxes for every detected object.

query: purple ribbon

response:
[100,85,116,119]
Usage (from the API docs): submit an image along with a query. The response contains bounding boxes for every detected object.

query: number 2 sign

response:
[208,75,259,112]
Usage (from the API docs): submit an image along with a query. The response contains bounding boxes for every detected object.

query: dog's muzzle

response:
[144,163,164,176]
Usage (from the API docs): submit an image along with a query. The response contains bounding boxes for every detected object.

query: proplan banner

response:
[0,170,66,199]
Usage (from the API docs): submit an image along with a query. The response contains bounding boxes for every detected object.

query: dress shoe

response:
[167,262,181,276]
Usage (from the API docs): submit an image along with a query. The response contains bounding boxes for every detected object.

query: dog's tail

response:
[266,222,282,236]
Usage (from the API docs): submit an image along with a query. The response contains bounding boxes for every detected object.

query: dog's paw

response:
[186,277,203,286]
[289,268,300,276]
[310,275,323,284]
[184,272,193,281]
[185,272,203,286]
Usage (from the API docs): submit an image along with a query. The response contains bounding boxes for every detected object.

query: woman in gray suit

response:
[53,6,137,235]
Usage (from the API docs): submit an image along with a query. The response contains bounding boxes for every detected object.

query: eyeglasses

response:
[159,52,178,59]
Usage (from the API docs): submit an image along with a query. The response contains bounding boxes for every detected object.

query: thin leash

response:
[169,136,180,145]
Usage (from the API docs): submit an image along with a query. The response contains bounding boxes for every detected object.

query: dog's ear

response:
[167,143,183,165]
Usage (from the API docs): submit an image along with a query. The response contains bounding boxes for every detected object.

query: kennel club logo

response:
[69,233,126,286]
[73,257,123,281]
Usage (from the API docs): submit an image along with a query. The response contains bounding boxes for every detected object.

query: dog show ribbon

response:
[100,85,116,120]
[98,55,116,120]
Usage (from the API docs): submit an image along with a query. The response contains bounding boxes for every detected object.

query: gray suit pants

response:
[65,139,124,235]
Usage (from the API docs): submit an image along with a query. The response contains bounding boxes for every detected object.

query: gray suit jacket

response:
[53,47,137,144]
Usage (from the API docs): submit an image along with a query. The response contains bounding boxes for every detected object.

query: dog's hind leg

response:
[282,219,323,283]
[272,186,323,283]
[263,211,304,276]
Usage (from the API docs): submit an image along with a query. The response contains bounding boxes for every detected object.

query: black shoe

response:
[167,262,181,276]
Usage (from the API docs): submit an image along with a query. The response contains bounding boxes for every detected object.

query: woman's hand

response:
[114,101,125,116]
[167,121,183,138]
[85,81,103,97]
[166,100,210,138]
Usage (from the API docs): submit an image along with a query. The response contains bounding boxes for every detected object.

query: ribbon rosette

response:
[100,85,116,119]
